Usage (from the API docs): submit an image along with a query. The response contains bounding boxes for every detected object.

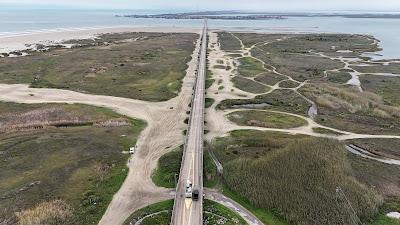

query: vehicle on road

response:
[185,180,193,198]
[192,189,199,201]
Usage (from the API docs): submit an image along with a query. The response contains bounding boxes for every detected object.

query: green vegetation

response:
[205,98,215,108]
[232,76,270,94]
[360,75,400,106]
[278,80,299,88]
[300,83,400,135]
[237,57,265,77]
[0,102,145,225]
[219,89,310,116]
[326,70,352,84]
[123,199,173,225]
[222,186,288,225]
[204,148,219,188]
[349,155,400,225]
[245,34,377,82]
[218,32,242,51]
[0,32,197,101]
[204,200,247,225]
[123,199,248,225]
[151,146,183,188]
[312,127,343,135]
[254,72,286,85]
[353,63,400,74]
[206,79,215,89]
[212,130,382,225]
[227,110,307,129]
[214,65,227,69]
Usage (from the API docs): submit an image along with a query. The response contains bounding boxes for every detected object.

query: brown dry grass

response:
[15,200,72,225]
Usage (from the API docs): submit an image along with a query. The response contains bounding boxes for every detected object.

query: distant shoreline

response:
[118,11,400,20]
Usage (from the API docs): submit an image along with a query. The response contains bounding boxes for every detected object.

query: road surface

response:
[170,21,207,225]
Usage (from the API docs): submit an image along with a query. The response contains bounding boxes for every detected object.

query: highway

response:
[171,21,207,225]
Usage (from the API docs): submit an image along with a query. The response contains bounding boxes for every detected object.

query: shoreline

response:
[0,26,202,54]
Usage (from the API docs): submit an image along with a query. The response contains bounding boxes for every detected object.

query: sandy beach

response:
[0,26,201,54]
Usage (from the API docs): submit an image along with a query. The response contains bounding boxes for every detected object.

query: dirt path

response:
[0,30,202,225]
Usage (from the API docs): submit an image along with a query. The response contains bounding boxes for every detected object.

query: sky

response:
[1,0,400,12]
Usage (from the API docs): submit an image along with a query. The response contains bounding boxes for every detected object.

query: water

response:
[1,9,400,59]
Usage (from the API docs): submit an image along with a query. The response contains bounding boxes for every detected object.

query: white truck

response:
[185,180,193,198]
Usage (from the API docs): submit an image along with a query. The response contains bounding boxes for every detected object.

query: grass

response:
[227,110,307,129]
[232,76,270,94]
[246,34,378,82]
[205,98,215,108]
[254,72,287,86]
[237,57,265,77]
[206,79,215,89]
[222,185,288,225]
[0,102,146,225]
[123,199,248,225]
[312,127,343,135]
[300,83,400,135]
[326,70,352,84]
[278,80,299,88]
[204,148,219,188]
[218,89,310,116]
[360,74,400,106]
[204,199,247,225]
[151,146,183,188]
[217,32,242,51]
[0,32,197,101]
[212,130,382,225]
[345,138,400,160]
[353,63,400,74]
[122,199,173,225]
[349,154,400,224]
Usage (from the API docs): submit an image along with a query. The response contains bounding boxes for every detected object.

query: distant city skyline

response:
[1,0,400,12]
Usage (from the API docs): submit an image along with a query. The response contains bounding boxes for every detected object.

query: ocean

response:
[1,8,400,59]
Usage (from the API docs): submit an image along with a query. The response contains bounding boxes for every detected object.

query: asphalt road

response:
[171,21,207,225]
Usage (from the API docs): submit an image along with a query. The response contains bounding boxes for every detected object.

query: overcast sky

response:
[1,0,400,11]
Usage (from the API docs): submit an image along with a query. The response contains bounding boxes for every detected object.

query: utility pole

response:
[336,187,363,225]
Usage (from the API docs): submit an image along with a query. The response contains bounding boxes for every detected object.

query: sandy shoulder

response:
[0,26,201,54]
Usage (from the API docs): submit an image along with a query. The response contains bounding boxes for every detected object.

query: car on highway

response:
[192,189,199,201]
[185,180,192,198]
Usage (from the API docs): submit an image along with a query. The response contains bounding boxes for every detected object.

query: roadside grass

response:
[0,32,197,101]
[222,185,289,225]
[204,148,219,188]
[204,199,247,225]
[360,75,400,106]
[151,146,183,188]
[122,199,174,225]
[232,76,270,94]
[212,130,382,225]
[0,102,145,225]
[237,57,265,77]
[227,110,307,129]
[205,98,215,108]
